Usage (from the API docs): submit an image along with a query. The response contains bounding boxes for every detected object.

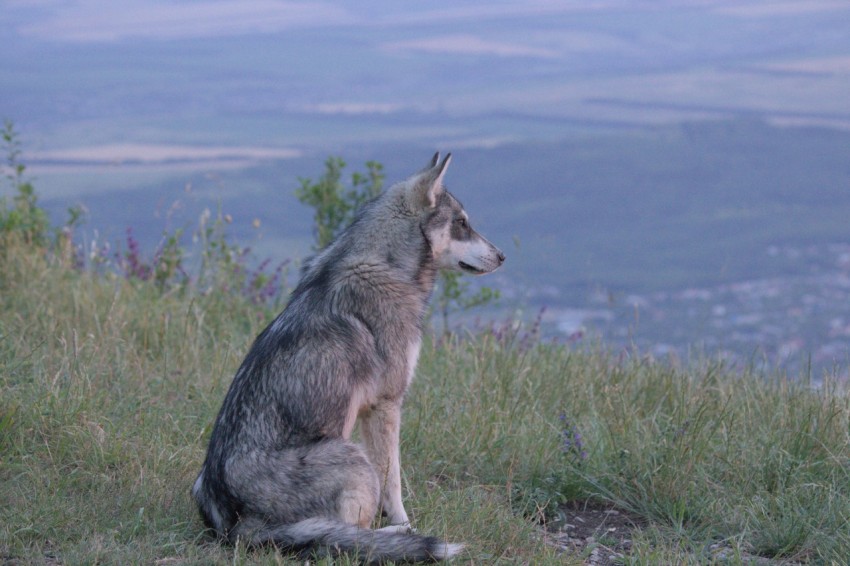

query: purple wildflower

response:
[121,227,152,281]
[243,257,290,306]
[559,414,589,462]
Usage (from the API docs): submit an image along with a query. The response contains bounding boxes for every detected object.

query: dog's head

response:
[409,153,505,275]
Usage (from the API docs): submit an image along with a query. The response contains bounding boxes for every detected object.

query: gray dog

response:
[193,153,504,563]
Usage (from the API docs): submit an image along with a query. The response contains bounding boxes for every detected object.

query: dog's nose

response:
[497,251,506,264]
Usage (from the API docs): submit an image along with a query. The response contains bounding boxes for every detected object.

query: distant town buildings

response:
[545,243,850,383]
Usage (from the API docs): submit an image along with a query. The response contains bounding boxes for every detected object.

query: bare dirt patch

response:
[543,500,646,564]
[542,500,804,565]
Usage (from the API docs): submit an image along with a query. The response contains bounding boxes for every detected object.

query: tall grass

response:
[2,144,849,563]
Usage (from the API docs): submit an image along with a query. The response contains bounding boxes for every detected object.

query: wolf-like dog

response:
[192,153,504,563]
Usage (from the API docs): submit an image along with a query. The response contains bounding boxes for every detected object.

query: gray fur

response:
[192,153,504,563]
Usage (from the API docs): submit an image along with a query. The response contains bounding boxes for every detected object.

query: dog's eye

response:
[455,218,468,229]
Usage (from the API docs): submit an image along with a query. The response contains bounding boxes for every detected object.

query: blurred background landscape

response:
[3,0,850,378]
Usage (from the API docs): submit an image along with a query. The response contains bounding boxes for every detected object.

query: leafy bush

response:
[1,120,52,250]
[295,156,384,250]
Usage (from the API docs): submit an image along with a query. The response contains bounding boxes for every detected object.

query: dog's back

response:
[193,154,503,563]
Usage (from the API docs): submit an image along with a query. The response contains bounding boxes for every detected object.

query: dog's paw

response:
[377,522,414,534]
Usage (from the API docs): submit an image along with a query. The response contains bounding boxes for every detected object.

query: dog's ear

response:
[428,151,440,169]
[414,152,451,210]
[418,152,440,175]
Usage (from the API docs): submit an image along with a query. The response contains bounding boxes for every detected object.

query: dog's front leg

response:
[361,400,409,526]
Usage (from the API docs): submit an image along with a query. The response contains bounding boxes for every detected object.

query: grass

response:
[2,238,850,565]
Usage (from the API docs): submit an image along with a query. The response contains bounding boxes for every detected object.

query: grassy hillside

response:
[2,172,850,564]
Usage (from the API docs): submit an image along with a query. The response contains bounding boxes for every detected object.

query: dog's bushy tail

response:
[239,517,463,563]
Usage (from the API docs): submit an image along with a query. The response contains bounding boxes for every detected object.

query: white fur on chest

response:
[405,338,422,386]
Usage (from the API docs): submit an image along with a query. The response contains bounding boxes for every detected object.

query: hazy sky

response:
[8,1,850,43]
[4,0,850,152]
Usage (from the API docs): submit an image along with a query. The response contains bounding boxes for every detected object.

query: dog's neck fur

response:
[307,186,438,289]
[294,213,434,331]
